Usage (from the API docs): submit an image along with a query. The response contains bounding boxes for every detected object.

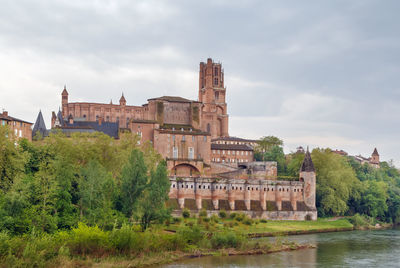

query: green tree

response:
[254,136,283,161]
[138,160,170,231]
[0,126,26,191]
[120,149,148,218]
[263,145,286,174]
[312,149,360,216]
[79,160,117,227]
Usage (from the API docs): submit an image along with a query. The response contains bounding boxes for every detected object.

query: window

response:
[214,67,218,76]
[172,135,175,142]
[173,147,178,158]
[212,150,215,154]
[214,78,218,85]
[19,130,22,137]
[222,150,225,155]
[203,136,207,141]
[188,147,194,159]
[192,136,195,142]
[227,150,230,155]
[182,135,185,141]
[106,116,110,121]
[83,114,86,119]
[96,115,99,121]
[245,151,248,156]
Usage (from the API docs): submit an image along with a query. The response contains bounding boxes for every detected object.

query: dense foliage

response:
[0,126,170,235]
[257,136,400,223]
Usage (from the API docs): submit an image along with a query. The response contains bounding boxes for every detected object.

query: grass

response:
[167,216,354,236]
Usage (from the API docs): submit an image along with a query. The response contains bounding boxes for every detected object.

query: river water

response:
[159,228,400,267]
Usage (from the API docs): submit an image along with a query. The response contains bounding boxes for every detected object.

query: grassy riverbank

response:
[0,222,312,267]
[0,214,386,267]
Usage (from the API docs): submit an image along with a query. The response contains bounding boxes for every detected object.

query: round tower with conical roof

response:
[299,148,316,209]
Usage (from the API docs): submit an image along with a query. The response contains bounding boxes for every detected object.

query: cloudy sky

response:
[1,0,399,164]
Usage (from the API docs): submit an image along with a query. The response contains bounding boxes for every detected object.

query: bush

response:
[68,223,109,255]
[210,214,219,223]
[349,213,370,228]
[199,209,207,217]
[229,212,237,219]
[210,231,243,249]
[260,219,268,223]
[235,213,245,222]
[109,224,141,253]
[177,225,203,245]
[0,232,10,257]
[218,210,227,219]
[243,218,253,225]
[182,209,190,218]
[203,217,210,223]
[173,217,182,223]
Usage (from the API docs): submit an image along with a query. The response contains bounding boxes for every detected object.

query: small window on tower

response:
[214,67,218,76]
[215,91,219,100]
[214,78,218,86]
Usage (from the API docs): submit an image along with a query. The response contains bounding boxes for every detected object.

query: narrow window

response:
[173,146,178,158]
[188,147,194,159]
[214,78,218,85]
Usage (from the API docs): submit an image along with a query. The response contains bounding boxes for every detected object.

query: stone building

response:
[0,111,33,141]
[334,148,381,168]
[52,58,317,219]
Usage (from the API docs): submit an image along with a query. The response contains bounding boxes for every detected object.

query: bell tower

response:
[61,85,69,118]
[299,148,316,209]
[198,58,229,138]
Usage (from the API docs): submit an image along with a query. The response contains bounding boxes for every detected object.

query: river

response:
[159,228,400,267]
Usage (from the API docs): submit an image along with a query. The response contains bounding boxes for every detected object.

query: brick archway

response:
[172,163,200,177]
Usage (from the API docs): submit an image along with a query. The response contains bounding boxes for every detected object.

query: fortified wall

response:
[167,150,317,220]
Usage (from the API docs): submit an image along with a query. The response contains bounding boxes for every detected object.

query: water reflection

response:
[159,229,400,268]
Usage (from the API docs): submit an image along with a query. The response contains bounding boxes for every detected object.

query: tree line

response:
[0,126,170,235]
[255,136,400,223]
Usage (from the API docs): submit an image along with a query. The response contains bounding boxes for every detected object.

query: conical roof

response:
[32,111,48,139]
[300,148,315,172]
[61,85,68,95]
[372,148,379,156]
[119,93,126,103]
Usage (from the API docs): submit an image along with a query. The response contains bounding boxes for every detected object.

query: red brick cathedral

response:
[55,58,252,177]
[49,58,317,220]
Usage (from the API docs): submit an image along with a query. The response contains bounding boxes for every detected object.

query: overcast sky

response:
[1,0,399,164]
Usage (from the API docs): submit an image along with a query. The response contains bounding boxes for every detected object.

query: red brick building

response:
[0,111,33,141]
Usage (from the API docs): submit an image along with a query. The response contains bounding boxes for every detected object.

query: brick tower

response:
[299,148,316,209]
[198,58,229,138]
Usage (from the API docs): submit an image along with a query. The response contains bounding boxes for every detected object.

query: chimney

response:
[3,111,8,116]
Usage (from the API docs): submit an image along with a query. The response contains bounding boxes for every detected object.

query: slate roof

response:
[300,149,315,172]
[63,121,119,138]
[211,143,253,151]
[32,111,48,139]
[0,113,32,124]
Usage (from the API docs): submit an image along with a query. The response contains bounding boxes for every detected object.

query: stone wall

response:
[168,176,316,220]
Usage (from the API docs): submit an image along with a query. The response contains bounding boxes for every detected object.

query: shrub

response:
[210,231,243,249]
[203,217,210,223]
[0,232,10,257]
[243,218,253,225]
[186,222,194,227]
[235,213,245,222]
[109,224,142,253]
[260,219,268,223]
[173,217,182,224]
[182,209,190,218]
[177,225,203,245]
[229,212,237,219]
[218,210,227,219]
[210,214,219,223]
[349,213,369,228]
[199,209,207,217]
[68,223,109,255]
